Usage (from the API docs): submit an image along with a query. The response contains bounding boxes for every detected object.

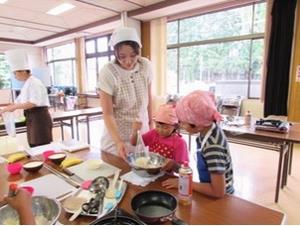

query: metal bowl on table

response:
[127,151,166,177]
[0,196,61,225]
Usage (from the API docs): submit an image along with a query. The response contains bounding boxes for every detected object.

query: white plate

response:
[62,180,127,218]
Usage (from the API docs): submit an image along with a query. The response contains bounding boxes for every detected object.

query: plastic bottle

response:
[244,110,252,126]
[178,162,193,205]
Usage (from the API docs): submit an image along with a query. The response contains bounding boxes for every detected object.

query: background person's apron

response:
[24,107,53,147]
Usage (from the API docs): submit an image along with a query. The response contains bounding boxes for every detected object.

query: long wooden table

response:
[0,107,103,143]
[0,149,285,224]
[222,121,300,203]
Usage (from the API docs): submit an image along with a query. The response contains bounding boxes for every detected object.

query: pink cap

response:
[176,90,222,127]
[154,104,178,125]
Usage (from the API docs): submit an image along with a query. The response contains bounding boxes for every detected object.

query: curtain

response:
[264,0,297,117]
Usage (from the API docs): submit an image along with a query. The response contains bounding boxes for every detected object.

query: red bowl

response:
[7,163,23,175]
[43,150,55,160]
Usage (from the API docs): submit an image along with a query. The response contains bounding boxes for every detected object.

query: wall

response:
[241,99,264,118]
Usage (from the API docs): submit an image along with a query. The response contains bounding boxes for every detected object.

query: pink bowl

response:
[21,186,34,195]
[7,163,23,175]
[43,150,55,160]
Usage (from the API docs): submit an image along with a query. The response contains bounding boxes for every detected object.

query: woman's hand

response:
[162,178,179,189]
[116,141,127,160]
[132,121,143,131]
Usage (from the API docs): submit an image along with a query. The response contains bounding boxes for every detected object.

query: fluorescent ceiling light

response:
[0,0,8,4]
[47,3,75,15]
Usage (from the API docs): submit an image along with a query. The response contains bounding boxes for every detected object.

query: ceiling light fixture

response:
[0,0,8,4]
[47,3,75,16]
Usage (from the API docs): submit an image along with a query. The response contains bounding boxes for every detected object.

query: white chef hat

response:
[5,49,30,72]
[109,27,142,48]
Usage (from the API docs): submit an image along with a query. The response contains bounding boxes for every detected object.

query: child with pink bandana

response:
[162,90,234,198]
[131,104,189,171]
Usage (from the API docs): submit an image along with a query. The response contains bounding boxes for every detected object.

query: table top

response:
[222,120,300,143]
[0,148,285,225]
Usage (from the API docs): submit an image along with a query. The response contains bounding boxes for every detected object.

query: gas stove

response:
[90,208,145,225]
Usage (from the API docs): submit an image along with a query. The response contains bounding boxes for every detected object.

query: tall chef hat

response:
[109,27,142,48]
[5,49,30,72]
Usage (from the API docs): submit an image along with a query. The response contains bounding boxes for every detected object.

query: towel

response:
[121,171,164,187]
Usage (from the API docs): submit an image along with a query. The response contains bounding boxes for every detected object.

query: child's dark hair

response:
[156,121,180,135]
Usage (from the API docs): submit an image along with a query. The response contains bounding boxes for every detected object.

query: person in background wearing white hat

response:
[0,49,52,147]
[97,27,153,159]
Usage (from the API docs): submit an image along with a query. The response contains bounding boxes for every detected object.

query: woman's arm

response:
[147,83,153,129]
[100,90,126,158]
[0,102,36,114]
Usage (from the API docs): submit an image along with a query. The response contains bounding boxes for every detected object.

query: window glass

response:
[250,39,264,98]
[167,2,266,98]
[98,57,109,71]
[47,48,53,62]
[166,49,178,94]
[52,61,74,86]
[86,40,95,54]
[167,21,178,45]
[179,5,252,43]
[52,43,75,60]
[86,58,97,91]
[0,54,10,89]
[97,37,108,52]
[253,2,266,33]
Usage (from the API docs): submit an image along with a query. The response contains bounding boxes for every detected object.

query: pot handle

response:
[171,216,187,225]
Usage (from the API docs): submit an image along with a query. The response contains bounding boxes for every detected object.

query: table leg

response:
[87,116,90,144]
[281,144,289,188]
[71,118,74,139]
[76,116,79,140]
[275,144,284,203]
[60,121,64,140]
[288,143,294,175]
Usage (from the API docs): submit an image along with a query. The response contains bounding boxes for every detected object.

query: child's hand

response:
[4,188,32,212]
[162,159,176,172]
[132,121,142,131]
[162,178,179,189]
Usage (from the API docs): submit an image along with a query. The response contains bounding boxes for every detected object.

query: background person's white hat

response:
[5,49,30,72]
[109,27,142,48]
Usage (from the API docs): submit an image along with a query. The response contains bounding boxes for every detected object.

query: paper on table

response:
[121,171,164,187]
[59,139,89,153]
[26,143,62,156]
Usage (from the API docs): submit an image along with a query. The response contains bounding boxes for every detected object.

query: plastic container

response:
[244,110,252,126]
[2,112,16,137]
[178,162,193,205]
[66,96,77,111]
[7,163,23,175]
[43,150,55,161]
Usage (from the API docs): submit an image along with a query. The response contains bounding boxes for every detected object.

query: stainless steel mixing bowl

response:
[0,196,61,225]
[127,151,166,177]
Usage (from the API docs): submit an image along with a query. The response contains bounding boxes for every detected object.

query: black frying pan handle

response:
[172,216,187,225]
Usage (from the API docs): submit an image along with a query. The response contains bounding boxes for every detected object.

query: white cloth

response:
[5,49,30,71]
[98,57,153,154]
[121,171,165,187]
[109,27,141,47]
[16,75,50,106]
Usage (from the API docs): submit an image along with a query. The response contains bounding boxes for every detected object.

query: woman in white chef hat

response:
[97,27,153,159]
[0,49,53,147]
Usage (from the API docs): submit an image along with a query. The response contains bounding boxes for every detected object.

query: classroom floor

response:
[13,118,300,224]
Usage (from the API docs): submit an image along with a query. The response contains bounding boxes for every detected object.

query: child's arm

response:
[192,173,226,198]
[162,173,226,198]
[130,121,143,145]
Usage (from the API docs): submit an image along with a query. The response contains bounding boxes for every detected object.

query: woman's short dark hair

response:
[114,41,140,58]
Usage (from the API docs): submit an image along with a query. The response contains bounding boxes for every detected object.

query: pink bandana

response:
[154,104,178,125]
[176,90,222,127]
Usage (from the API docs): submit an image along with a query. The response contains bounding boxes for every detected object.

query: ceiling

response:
[0,0,229,47]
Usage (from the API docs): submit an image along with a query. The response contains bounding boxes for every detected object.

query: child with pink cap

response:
[131,104,189,171]
[162,90,234,198]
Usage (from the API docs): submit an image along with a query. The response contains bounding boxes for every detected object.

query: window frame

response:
[167,2,266,99]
